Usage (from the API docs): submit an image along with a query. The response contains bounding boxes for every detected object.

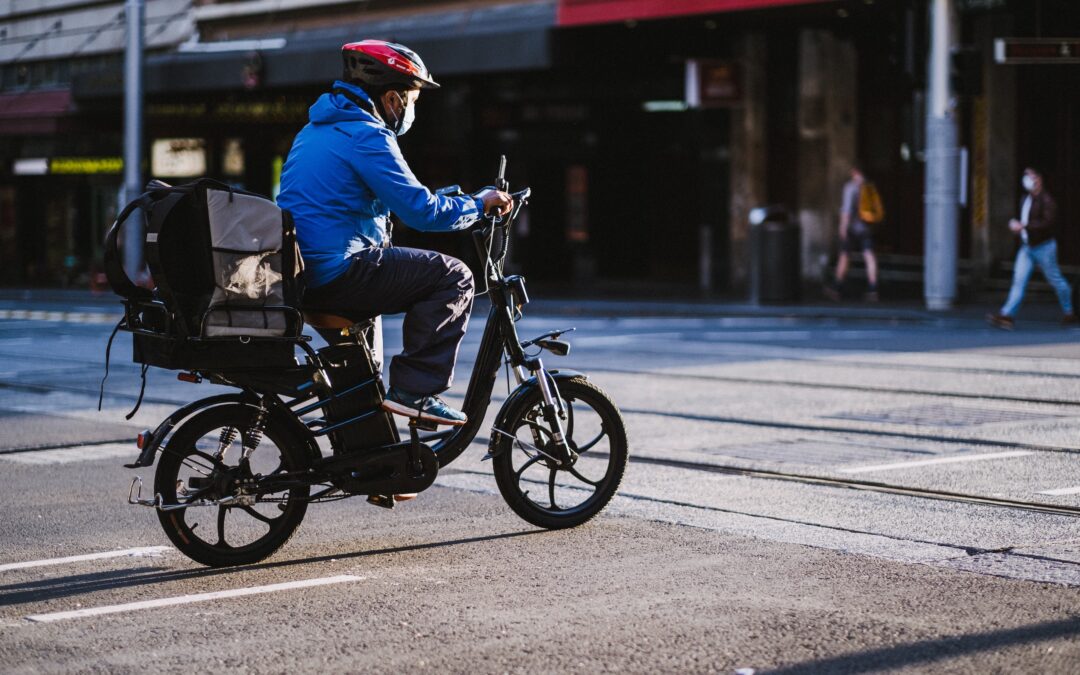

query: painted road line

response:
[0,309,118,324]
[1038,486,1080,496]
[0,442,136,465]
[838,451,1033,475]
[0,547,171,573]
[24,575,365,623]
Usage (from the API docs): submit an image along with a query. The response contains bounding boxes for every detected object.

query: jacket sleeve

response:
[1027,192,1058,234]
[349,125,484,232]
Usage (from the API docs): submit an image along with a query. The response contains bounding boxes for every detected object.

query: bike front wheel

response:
[491,376,627,529]
[154,404,311,567]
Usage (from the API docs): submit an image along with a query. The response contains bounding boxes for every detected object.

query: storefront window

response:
[151,138,206,178]
[222,138,245,176]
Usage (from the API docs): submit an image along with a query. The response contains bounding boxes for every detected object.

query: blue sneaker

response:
[382,387,468,426]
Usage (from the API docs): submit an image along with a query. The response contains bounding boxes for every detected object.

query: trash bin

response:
[749,205,801,304]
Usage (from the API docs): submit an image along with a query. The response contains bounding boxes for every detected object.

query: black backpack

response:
[104,178,305,370]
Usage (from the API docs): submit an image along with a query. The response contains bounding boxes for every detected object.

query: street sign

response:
[685,59,742,108]
[994,38,1080,64]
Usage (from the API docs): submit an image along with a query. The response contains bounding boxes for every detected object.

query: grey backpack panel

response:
[204,188,290,337]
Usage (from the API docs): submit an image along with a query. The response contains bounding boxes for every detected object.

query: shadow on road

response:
[0,529,544,608]
[763,616,1080,674]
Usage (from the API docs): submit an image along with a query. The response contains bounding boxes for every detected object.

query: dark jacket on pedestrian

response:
[1022,190,1058,247]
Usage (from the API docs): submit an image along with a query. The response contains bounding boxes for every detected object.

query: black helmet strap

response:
[332,87,375,115]
[332,86,402,133]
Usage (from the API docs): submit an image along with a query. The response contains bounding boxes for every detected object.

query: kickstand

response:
[406,419,429,477]
[366,494,395,509]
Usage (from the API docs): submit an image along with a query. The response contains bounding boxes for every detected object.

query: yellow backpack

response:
[858,182,885,224]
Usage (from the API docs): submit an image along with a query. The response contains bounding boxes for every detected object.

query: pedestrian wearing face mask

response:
[986,167,1078,329]
[278,40,512,426]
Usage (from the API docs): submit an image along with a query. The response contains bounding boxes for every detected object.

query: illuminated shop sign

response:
[13,158,48,176]
[147,101,308,122]
[151,138,207,177]
[12,157,122,175]
[558,0,831,26]
[50,157,123,175]
[994,39,1080,64]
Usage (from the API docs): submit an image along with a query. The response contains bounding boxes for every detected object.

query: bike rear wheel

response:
[491,376,627,529]
[154,404,311,567]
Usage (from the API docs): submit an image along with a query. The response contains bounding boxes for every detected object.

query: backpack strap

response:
[142,191,191,331]
[103,195,156,302]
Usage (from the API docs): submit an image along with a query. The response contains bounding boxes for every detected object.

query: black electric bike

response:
[124,158,628,567]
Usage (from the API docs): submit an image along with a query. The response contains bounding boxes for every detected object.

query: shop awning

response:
[557,0,835,26]
[0,88,72,135]
[74,1,556,99]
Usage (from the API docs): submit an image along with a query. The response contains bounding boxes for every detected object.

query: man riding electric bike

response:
[277,40,512,427]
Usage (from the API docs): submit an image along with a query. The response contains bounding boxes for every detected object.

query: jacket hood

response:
[308,80,382,125]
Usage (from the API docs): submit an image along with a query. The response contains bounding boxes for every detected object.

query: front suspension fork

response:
[529,358,577,466]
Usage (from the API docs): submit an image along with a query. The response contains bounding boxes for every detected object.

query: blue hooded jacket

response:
[277,81,484,288]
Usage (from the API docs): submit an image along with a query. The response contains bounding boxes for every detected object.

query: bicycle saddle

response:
[302,311,357,330]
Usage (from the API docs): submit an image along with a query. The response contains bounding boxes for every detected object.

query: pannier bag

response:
[104,178,305,372]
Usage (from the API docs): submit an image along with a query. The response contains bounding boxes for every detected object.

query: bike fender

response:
[487,369,586,459]
[124,393,320,469]
[124,393,252,468]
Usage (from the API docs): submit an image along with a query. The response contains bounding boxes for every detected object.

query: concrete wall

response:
[728,32,767,290]
[0,0,192,64]
[796,28,856,282]
[729,27,855,289]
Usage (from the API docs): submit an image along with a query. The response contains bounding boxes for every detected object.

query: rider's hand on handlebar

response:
[476,188,513,218]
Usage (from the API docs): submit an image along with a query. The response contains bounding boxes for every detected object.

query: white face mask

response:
[392,93,415,136]
[1022,175,1036,192]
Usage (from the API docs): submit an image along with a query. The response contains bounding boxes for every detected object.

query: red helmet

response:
[341,40,440,90]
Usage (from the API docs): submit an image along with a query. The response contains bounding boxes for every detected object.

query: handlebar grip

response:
[496,155,508,192]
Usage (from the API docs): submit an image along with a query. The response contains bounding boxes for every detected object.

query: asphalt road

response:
[2,292,1080,673]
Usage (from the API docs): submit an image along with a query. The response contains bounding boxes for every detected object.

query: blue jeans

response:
[1001,239,1073,317]
[302,246,475,395]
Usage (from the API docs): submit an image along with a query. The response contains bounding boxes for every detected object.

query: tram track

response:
[589,366,1080,407]
[623,407,1080,455]
[582,343,1080,380]
[620,453,1080,518]
[3,371,1080,458]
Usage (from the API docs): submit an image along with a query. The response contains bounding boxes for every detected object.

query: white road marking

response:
[838,451,1033,475]
[24,575,364,623]
[0,309,118,324]
[1037,486,1080,496]
[0,547,171,573]
[0,442,135,465]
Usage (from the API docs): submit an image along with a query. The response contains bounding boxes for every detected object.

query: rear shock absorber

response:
[215,426,239,460]
[241,403,269,461]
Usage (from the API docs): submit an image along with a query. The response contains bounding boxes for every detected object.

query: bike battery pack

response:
[318,341,400,454]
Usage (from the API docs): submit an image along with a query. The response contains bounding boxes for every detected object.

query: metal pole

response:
[923,0,959,311]
[122,0,145,280]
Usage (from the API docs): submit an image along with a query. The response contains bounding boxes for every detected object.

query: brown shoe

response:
[986,313,1015,330]
[1062,313,1079,327]
[823,284,841,301]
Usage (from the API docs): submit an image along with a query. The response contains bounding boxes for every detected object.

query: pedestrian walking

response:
[825,165,882,302]
[986,167,1078,330]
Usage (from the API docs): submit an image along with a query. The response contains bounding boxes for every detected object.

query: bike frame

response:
[128,184,579,487]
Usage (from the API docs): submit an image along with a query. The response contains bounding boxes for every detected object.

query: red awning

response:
[0,89,73,135]
[558,0,832,26]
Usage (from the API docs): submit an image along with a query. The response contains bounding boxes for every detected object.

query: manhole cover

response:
[826,403,1061,428]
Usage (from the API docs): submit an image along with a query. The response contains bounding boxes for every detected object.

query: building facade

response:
[1,0,1076,298]
[0,0,192,285]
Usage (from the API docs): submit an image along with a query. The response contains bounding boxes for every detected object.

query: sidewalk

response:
[0,287,1071,327]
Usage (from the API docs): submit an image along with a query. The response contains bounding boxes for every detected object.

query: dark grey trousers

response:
[304,246,474,395]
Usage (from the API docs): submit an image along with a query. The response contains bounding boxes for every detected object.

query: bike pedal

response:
[410,419,439,432]
[366,494,395,509]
